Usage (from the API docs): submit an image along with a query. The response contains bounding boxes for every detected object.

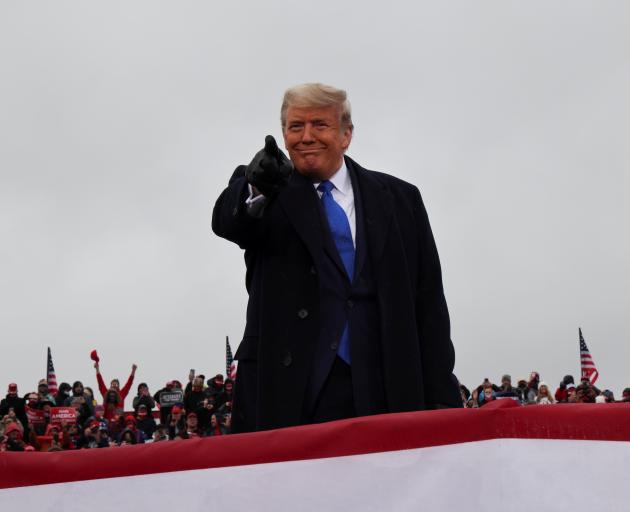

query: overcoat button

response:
[232,207,239,216]
[297,308,308,319]
[330,342,338,350]
[283,353,292,367]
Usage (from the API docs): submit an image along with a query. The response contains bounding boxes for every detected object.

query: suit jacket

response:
[212,156,461,432]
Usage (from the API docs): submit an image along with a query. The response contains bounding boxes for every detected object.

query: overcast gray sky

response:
[1,1,628,399]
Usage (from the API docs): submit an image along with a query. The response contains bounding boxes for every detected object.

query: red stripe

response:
[1,401,629,490]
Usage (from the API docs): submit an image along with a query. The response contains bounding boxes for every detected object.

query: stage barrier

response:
[1,400,629,511]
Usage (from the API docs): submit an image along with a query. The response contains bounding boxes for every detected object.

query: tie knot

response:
[317,181,334,194]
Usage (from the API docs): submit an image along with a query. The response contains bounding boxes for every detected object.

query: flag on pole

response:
[579,328,599,385]
[226,336,237,380]
[46,347,58,395]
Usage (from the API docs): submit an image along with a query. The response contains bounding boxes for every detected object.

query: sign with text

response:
[50,407,77,425]
[159,390,184,407]
[26,407,46,425]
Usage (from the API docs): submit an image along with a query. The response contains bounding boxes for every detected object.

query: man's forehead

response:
[286,105,339,121]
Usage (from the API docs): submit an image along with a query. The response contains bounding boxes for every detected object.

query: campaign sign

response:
[159,390,184,407]
[26,407,46,425]
[50,407,77,425]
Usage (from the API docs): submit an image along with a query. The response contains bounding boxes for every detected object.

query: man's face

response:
[74,384,83,395]
[283,105,352,181]
[110,380,120,391]
[502,378,511,388]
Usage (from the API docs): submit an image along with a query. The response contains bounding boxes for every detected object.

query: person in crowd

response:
[621,388,630,403]
[536,382,555,405]
[184,376,207,417]
[119,429,137,446]
[3,422,27,451]
[63,381,95,418]
[459,383,471,407]
[514,378,527,404]
[108,413,126,442]
[206,374,225,402]
[154,380,184,425]
[575,380,597,403]
[55,382,72,406]
[84,386,98,409]
[45,423,65,451]
[217,378,234,409]
[63,422,82,450]
[554,375,574,403]
[177,412,201,439]
[132,382,156,412]
[135,404,156,438]
[207,414,226,437]
[222,414,232,434]
[525,372,540,404]
[496,375,519,399]
[152,425,168,442]
[94,361,137,420]
[566,383,578,403]
[153,381,174,424]
[478,380,496,407]
[167,405,187,440]
[117,415,146,444]
[601,389,615,403]
[93,405,109,431]
[1,383,27,435]
[198,394,217,432]
[37,379,56,405]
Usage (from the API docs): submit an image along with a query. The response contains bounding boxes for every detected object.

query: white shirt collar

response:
[312,160,350,195]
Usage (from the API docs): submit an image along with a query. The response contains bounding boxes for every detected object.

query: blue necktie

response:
[318,181,354,364]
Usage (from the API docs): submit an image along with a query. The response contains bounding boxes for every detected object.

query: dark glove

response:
[245,135,293,197]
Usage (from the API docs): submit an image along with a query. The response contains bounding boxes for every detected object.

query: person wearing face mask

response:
[94,361,137,420]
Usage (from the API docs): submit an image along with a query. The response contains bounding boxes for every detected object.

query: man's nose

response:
[301,123,315,143]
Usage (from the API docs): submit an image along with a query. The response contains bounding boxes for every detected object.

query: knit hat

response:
[4,422,22,438]
[172,405,183,414]
[124,414,136,424]
[501,374,511,382]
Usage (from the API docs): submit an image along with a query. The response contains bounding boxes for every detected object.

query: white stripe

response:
[2,439,629,511]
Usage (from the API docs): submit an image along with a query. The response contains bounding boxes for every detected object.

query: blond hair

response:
[281,83,353,130]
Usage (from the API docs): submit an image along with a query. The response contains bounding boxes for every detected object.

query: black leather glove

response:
[245,135,293,197]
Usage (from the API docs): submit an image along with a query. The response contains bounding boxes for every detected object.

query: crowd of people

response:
[461,372,630,407]
[1,364,628,452]
[0,362,233,452]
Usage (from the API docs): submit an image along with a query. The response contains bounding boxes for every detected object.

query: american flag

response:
[226,336,237,380]
[47,346,59,395]
[579,328,599,385]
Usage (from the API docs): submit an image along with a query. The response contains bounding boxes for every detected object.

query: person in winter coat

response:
[63,381,95,418]
[0,384,28,434]
[132,382,156,412]
[184,377,207,417]
[525,372,540,404]
[94,362,136,421]
[496,375,519,399]
[167,405,187,440]
[135,404,156,438]
[3,422,27,451]
[554,375,575,403]
[55,382,72,407]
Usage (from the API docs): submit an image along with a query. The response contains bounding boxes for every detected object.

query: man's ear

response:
[341,124,353,151]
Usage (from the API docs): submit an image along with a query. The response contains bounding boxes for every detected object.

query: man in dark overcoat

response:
[213,83,461,433]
